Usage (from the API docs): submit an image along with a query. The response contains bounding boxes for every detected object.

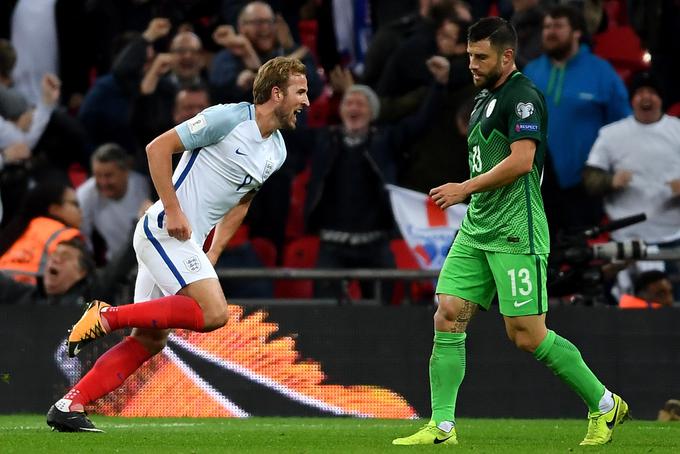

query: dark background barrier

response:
[2,304,678,419]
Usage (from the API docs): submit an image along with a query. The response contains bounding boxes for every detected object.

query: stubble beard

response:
[545,39,572,61]
[477,64,503,90]
[274,103,296,131]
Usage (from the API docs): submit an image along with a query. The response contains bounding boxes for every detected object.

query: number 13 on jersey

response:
[471,145,483,173]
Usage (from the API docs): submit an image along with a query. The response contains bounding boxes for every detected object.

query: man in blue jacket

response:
[524,5,630,233]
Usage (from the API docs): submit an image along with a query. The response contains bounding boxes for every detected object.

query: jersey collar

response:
[490,70,521,93]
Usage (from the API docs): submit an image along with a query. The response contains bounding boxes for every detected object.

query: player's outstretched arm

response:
[206,190,256,265]
[146,129,192,241]
[430,139,536,210]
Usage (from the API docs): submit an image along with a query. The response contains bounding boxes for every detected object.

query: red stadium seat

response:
[298,19,319,62]
[250,237,277,268]
[203,225,250,252]
[273,236,362,301]
[306,85,333,128]
[68,163,88,188]
[274,235,320,298]
[285,166,311,241]
[667,102,680,118]
[593,26,649,84]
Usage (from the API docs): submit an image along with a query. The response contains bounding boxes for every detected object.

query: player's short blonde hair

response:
[252,56,306,105]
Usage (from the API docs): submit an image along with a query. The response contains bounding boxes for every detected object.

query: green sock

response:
[430,331,466,425]
[533,330,605,413]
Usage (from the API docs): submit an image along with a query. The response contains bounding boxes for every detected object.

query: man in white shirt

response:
[76,143,151,263]
[47,56,309,432]
[584,71,680,243]
[584,71,680,301]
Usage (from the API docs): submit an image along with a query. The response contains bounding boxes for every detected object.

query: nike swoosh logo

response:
[235,148,246,156]
[606,400,619,429]
[513,299,532,308]
[434,436,452,444]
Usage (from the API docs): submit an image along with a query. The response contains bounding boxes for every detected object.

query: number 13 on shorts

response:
[491,253,548,316]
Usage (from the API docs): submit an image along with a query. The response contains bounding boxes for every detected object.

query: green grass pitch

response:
[1,416,678,453]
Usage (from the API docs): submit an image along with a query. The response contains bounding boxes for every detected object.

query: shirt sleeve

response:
[174,103,247,150]
[506,84,544,144]
[24,103,54,149]
[0,102,54,150]
[586,129,613,171]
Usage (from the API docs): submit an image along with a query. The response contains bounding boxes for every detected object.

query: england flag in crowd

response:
[387,184,467,270]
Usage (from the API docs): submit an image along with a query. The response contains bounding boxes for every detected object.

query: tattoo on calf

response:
[450,301,478,333]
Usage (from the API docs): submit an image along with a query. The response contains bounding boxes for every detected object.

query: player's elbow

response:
[145,139,157,158]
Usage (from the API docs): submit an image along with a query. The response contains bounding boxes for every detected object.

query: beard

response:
[274,103,296,130]
[544,39,572,61]
[476,63,503,89]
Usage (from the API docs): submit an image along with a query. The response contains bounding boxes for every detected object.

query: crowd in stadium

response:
[0,0,679,307]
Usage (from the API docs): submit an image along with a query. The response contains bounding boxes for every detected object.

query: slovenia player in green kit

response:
[393,17,629,447]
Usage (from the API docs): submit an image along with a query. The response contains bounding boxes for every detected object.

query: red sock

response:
[101,295,205,332]
[65,336,153,409]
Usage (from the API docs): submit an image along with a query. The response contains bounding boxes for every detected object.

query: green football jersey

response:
[456,71,550,254]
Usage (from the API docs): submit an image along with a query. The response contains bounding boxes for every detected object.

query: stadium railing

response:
[215,268,440,305]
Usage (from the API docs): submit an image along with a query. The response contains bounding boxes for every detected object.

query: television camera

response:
[548,213,662,305]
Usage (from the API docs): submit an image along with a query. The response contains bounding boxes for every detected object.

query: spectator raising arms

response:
[210,1,322,106]
[584,71,680,244]
[303,57,451,302]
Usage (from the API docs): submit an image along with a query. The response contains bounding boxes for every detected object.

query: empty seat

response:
[250,237,277,268]
[593,26,649,84]
[274,235,320,298]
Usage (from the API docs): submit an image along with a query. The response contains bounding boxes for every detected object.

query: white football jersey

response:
[146,102,287,245]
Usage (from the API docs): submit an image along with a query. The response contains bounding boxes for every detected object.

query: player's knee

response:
[434,302,459,323]
[510,332,539,353]
[433,310,452,327]
[202,305,229,332]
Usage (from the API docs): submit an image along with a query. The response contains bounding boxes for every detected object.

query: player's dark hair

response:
[252,56,306,105]
[468,17,517,52]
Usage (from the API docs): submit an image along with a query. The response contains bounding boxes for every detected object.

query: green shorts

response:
[436,241,548,316]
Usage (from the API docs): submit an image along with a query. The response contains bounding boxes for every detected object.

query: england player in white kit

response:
[48,57,309,432]
[135,100,288,299]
